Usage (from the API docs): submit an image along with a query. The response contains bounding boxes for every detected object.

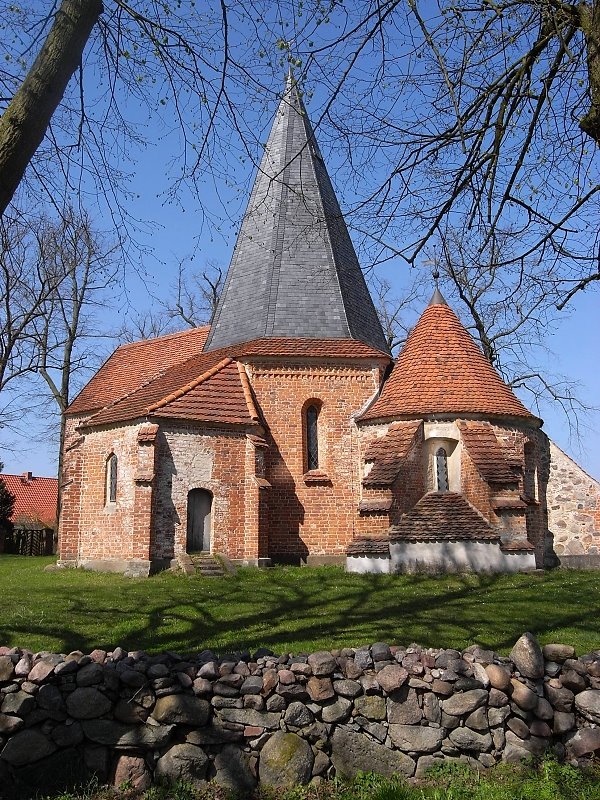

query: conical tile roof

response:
[360,293,540,424]
[204,74,388,353]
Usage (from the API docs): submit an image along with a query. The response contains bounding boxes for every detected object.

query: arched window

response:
[435,447,449,492]
[106,454,118,504]
[306,404,320,471]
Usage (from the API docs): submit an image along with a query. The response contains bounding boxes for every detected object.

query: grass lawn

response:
[38,759,600,800]
[1,556,599,656]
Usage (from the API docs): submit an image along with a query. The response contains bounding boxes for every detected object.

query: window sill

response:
[303,469,331,485]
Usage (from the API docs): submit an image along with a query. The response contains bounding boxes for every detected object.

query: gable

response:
[67,326,210,415]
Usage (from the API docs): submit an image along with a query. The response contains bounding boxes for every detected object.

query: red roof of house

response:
[1,472,58,529]
[360,300,539,424]
[69,327,390,429]
[67,326,211,415]
[458,421,520,484]
[389,492,500,542]
[363,421,423,486]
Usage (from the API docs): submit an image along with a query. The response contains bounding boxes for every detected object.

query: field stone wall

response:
[1,634,600,798]
[547,442,600,567]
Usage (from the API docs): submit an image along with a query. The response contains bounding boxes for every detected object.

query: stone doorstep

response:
[189,553,227,577]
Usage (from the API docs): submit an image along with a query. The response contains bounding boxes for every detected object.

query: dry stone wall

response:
[1,634,600,797]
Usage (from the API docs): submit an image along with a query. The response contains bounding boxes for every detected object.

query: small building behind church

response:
[1,471,57,555]
[57,77,600,576]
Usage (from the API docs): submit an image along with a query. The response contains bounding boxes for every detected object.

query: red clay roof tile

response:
[1,473,58,529]
[152,360,256,425]
[70,330,390,428]
[389,492,500,541]
[492,496,528,510]
[67,326,211,415]
[360,303,538,423]
[346,537,391,555]
[363,421,422,486]
[84,354,254,428]
[458,421,520,484]
[358,498,393,512]
[233,338,390,360]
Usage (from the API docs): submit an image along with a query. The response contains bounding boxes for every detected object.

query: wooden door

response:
[186,489,212,552]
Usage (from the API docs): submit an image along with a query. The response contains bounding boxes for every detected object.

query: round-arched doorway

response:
[186,488,212,552]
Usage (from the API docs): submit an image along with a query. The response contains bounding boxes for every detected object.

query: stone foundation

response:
[1,634,600,797]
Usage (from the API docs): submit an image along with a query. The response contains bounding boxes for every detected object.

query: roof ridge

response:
[236,362,261,423]
[147,357,233,414]
[1,474,57,481]
[116,324,210,351]
[84,365,174,425]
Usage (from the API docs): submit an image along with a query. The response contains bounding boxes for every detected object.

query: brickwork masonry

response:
[1,634,600,797]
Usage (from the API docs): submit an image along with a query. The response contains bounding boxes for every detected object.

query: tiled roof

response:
[492,496,528,510]
[68,326,210,415]
[499,541,535,552]
[232,338,390,360]
[458,421,520,484]
[360,300,539,423]
[358,498,393,512]
[347,537,391,555]
[389,492,500,541]
[84,353,257,428]
[205,73,389,354]
[363,421,422,486]
[150,360,257,425]
[1,473,58,529]
[72,332,389,429]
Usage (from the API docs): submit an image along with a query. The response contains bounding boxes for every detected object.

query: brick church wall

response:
[152,425,250,562]
[59,422,143,567]
[57,416,86,565]
[355,422,426,532]
[547,440,600,566]
[247,360,382,562]
[460,445,495,520]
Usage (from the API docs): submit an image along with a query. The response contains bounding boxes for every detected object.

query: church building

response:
[57,76,598,576]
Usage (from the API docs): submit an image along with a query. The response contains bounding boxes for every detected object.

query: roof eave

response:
[358,410,543,428]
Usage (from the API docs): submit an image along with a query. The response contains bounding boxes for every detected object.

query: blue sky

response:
[0,2,598,480]
[1,115,598,481]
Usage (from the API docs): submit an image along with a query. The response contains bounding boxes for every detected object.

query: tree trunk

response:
[0,0,103,216]
[579,1,600,145]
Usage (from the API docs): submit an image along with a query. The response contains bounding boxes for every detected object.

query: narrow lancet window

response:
[107,454,118,504]
[306,405,319,471]
[436,447,449,492]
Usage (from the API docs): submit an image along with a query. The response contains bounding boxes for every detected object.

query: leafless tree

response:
[0,217,64,415]
[168,259,224,328]
[118,259,225,343]
[1,2,596,318]
[32,208,122,474]
[118,310,177,344]
[433,227,594,435]
[370,274,425,353]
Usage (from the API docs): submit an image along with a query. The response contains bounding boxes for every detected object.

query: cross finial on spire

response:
[286,62,294,85]
[424,253,447,306]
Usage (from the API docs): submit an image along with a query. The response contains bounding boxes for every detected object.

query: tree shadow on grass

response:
[1,563,599,656]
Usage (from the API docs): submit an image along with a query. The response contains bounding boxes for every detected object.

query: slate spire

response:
[204,74,389,353]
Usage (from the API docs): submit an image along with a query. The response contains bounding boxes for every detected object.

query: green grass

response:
[42,760,600,800]
[1,556,599,656]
